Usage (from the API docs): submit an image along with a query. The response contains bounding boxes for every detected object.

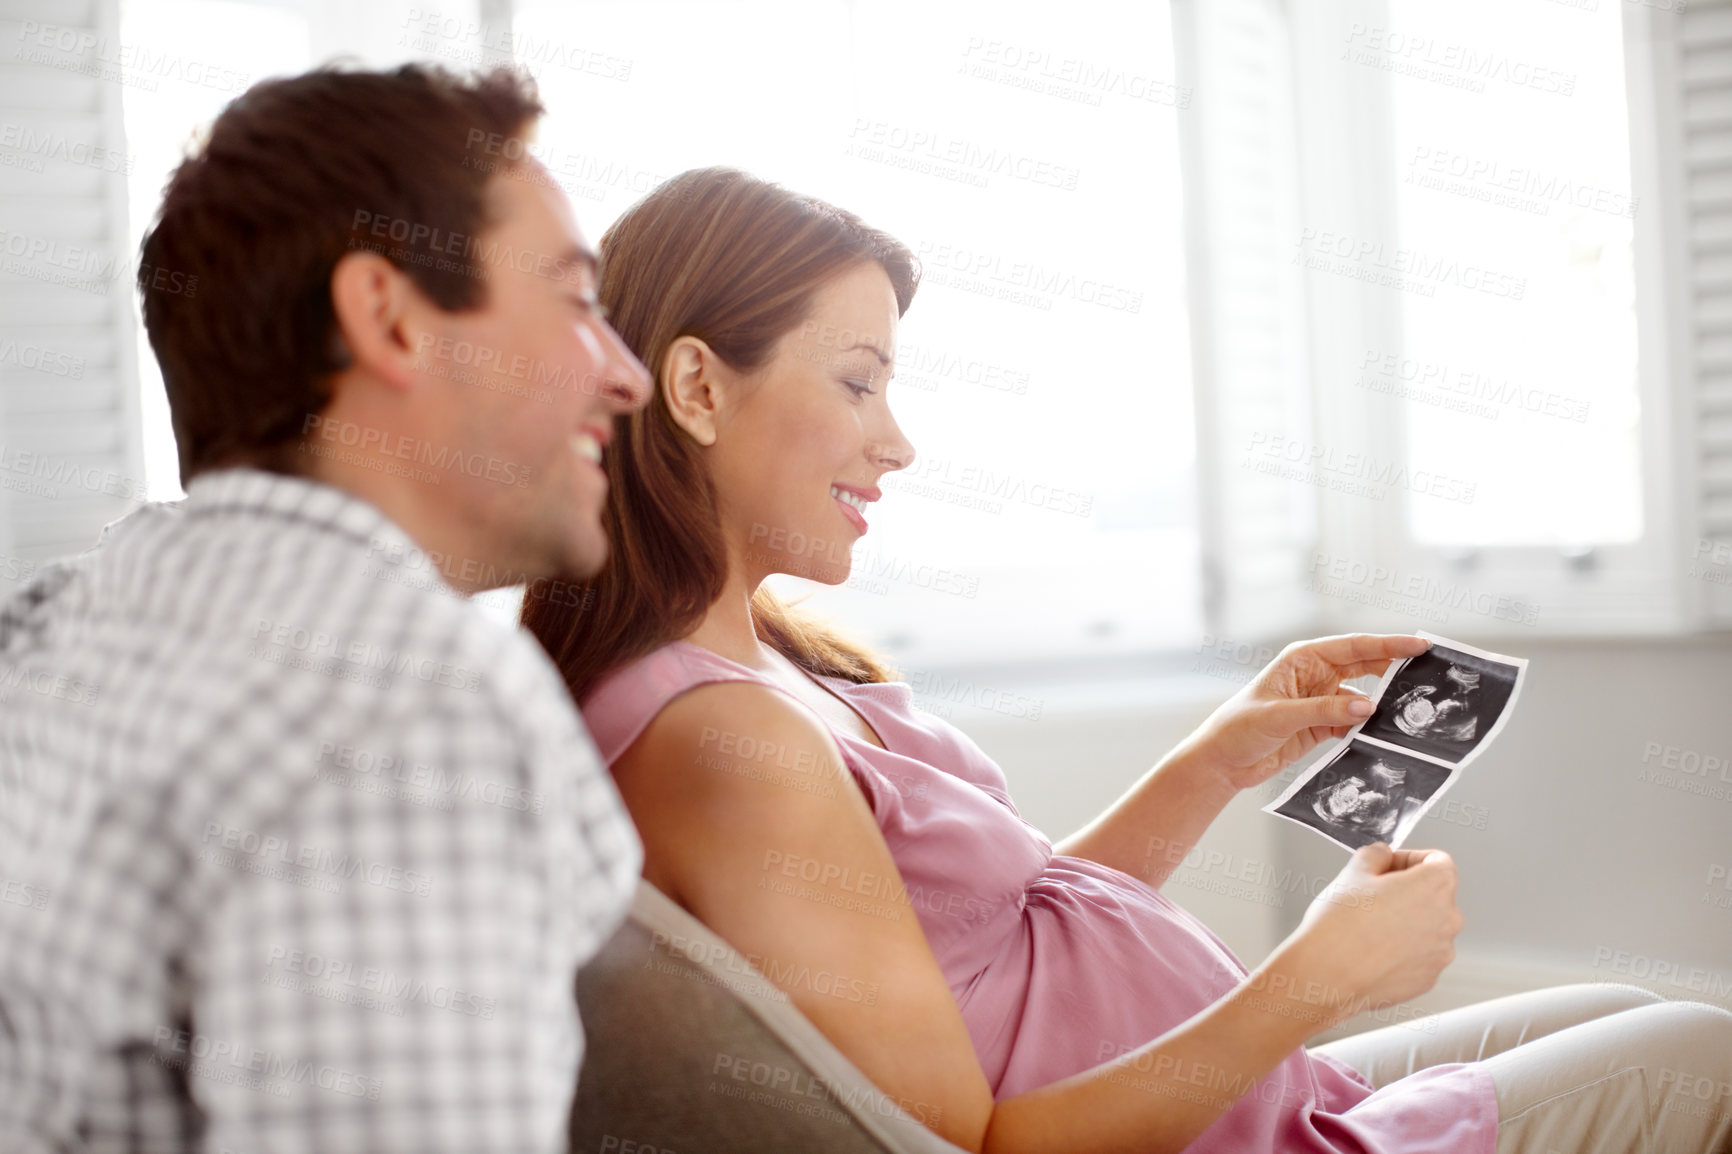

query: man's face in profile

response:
[414,154,650,584]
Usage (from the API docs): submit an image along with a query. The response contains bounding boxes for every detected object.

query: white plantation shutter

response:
[1172,0,1318,644]
[1675,0,1732,623]
[0,0,145,587]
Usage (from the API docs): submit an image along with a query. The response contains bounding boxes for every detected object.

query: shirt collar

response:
[181,467,451,590]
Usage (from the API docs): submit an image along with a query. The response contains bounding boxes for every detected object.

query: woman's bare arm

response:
[612,679,1458,1154]
[1053,634,1430,889]
[614,681,998,1150]
[1049,730,1240,890]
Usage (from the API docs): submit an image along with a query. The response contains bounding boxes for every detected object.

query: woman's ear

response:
[661,335,722,447]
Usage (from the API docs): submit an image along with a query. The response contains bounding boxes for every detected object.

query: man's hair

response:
[136,63,544,483]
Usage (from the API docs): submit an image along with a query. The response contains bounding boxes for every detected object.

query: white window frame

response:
[0,0,146,585]
[1284,0,1702,640]
[37,0,1724,665]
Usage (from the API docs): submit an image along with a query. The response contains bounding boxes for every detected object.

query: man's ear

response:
[328,250,423,392]
[661,334,723,447]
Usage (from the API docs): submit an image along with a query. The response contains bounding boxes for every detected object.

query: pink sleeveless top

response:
[580,640,1498,1154]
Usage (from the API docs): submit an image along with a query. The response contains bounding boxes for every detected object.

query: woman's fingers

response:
[1261,692,1374,737]
[1286,633,1430,680]
[1387,847,1450,872]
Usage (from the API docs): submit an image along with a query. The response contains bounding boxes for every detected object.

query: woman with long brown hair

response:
[524,166,1732,1154]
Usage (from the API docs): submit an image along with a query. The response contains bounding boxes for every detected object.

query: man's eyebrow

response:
[558,243,599,276]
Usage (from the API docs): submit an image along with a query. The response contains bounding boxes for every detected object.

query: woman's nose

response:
[869,437,915,471]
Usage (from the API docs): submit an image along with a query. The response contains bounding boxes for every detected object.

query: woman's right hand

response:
[1268,843,1464,1028]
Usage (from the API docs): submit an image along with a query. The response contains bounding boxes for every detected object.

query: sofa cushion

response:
[571,879,972,1154]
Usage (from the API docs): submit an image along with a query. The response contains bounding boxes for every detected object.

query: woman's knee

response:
[1637,998,1732,1057]
[1638,1002,1732,1121]
[1566,981,1666,1017]
[1484,981,1663,1041]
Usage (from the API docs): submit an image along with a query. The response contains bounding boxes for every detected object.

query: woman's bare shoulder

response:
[607,675,997,1147]
[609,679,854,901]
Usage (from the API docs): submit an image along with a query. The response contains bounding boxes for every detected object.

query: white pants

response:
[1312,983,1732,1154]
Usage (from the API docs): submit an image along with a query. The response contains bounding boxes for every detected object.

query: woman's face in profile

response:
[706,260,917,586]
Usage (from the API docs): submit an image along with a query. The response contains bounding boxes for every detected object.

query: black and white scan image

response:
[1264,631,1528,851]
[1358,642,1523,765]
[1272,740,1454,851]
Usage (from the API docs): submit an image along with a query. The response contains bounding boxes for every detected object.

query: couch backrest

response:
[571,879,973,1154]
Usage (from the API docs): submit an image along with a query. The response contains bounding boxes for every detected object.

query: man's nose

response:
[597,326,653,411]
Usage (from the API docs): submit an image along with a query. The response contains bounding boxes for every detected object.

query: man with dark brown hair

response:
[0,63,651,1153]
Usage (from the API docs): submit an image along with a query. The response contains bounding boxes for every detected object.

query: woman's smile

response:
[830,483,872,533]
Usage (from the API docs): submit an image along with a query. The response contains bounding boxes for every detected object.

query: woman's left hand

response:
[1189,633,1431,792]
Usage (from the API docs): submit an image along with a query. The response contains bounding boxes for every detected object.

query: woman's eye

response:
[571,296,610,320]
[844,380,875,398]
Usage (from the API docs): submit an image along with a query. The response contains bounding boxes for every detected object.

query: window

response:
[512,0,1202,665]
[98,0,1723,658]
[1284,0,1684,637]
[119,1,499,504]
[1381,1,1640,551]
